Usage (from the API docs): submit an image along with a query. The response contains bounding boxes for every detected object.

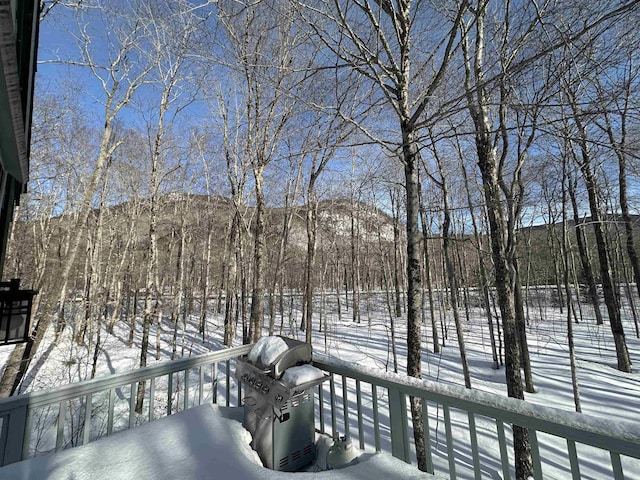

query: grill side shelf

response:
[289,375,329,397]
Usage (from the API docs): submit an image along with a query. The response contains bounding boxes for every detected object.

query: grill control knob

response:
[261,385,270,395]
[275,393,283,404]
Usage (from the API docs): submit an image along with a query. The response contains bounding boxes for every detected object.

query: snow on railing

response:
[0,344,252,466]
[312,354,640,480]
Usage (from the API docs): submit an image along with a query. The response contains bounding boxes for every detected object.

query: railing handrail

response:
[313,354,640,459]
[0,344,253,413]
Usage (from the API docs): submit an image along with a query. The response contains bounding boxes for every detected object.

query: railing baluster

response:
[342,375,350,438]
[237,367,242,407]
[83,393,92,445]
[3,405,27,465]
[149,377,155,422]
[318,384,325,434]
[443,404,456,479]
[610,451,624,480]
[129,382,137,428]
[422,399,434,474]
[55,401,66,452]
[168,373,173,415]
[212,362,218,404]
[530,429,543,480]
[356,379,364,450]
[496,419,511,480]
[22,407,32,460]
[184,369,190,411]
[372,384,381,453]
[468,411,481,480]
[330,373,337,438]
[199,366,204,406]
[107,388,115,436]
[225,359,230,407]
[567,439,581,480]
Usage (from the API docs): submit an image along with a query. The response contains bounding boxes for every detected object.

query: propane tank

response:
[326,435,359,470]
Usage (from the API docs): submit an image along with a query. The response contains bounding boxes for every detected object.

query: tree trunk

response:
[391,190,403,318]
[249,169,266,343]
[199,228,213,341]
[433,151,471,388]
[350,198,361,324]
[572,117,632,372]
[442,203,472,389]
[402,124,427,471]
[567,173,603,325]
[514,260,534,393]
[463,8,533,475]
[461,159,498,369]
[303,202,317,343]
[476,138,533,479]
[561,156,581,413]
[418,187,439,353]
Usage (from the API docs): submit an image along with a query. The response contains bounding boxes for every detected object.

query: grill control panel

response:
[237,362,292,408]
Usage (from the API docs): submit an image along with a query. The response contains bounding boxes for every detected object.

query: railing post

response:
[212,362,218,404]
[1,406,28,466]
[388,386,410,464]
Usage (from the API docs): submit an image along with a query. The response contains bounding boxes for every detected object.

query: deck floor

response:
[0,404,440,480]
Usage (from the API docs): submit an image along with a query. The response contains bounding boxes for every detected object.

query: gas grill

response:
[235,336,327,472]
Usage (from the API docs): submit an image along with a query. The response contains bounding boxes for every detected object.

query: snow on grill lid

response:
[247,336,289,367]
[282,364,325,386]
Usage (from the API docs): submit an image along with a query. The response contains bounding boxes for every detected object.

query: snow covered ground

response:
[0,290,638,479]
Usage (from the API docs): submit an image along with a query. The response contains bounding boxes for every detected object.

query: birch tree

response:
[0,1,153,397]
[295,0,467,470]
[425,139,472,388]
[563,81,632,373]
[133,0,210,413]
[218,0,300,343]
[461,1,640,476]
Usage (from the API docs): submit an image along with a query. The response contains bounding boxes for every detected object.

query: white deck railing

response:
[314,355,640,480]
[0,344,252,466]
[0,345,638,480]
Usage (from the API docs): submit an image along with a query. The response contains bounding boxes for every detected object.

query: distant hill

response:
[7,194,640,294]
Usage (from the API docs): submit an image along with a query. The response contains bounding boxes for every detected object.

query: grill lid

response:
[247,336,312,379]
[236,336,324,408]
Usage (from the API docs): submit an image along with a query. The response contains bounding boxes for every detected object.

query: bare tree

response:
[0,1,153,397]
[300,117,351,343]
[218,0,300,343]
[564,85,632,373]
[132,0,210,413]
[295,0,467,470]
[430,149,472,388]
[596,53,640,301]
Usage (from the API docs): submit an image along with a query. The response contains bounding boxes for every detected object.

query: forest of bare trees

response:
[2,1,640,478]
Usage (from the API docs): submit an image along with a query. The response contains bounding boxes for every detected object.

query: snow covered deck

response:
[0,404,435,480]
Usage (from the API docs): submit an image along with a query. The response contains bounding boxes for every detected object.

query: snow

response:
[0,404,441,480]
[282,364,325,386]
[248,336,288,367]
